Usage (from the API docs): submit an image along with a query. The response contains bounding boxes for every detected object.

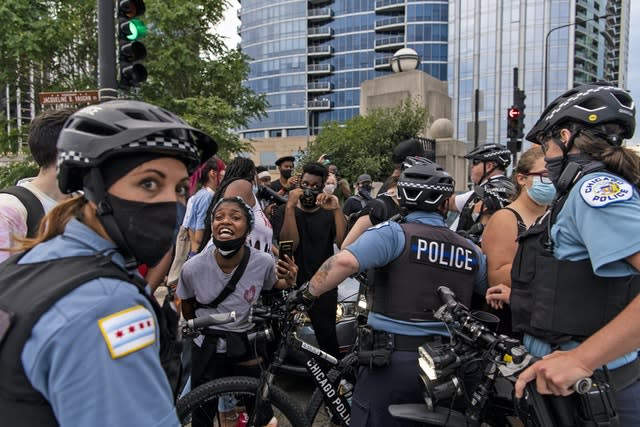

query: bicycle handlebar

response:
[186,311,236,329]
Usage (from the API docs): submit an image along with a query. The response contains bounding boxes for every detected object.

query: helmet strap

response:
[85,168,138,269]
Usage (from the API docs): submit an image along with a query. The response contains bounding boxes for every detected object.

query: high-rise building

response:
[238,0,449,140]
[448,0,630,147]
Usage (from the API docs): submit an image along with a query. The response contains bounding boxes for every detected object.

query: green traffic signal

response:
[124,18,147,41]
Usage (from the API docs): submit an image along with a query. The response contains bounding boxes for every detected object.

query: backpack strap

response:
[0,186,45,238]
[195,246,251,310]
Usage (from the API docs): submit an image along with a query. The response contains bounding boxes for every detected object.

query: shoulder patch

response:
[98,305,156,359]
[579,175,633,207]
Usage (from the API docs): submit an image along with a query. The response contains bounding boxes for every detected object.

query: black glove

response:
[286,281,317,311]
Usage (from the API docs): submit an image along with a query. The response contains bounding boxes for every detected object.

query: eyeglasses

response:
[471,159,483,166]
[525,172,552,184]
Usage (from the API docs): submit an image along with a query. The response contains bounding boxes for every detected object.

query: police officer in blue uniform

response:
[0,100,217,426]
[292,161,487,427]
[509,82,640,425]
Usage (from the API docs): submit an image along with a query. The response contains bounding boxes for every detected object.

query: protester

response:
[270,155,297,196]
[342,173,375,220]
[271,162,347,357]
[177,196,296,427]
[199,157,274,255]
[0,108,75,262]
[0,100,217,426]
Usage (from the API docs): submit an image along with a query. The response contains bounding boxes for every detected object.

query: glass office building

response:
[448,0,629,146]
[238,0,449,139]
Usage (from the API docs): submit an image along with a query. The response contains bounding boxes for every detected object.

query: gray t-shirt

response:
[176,245,277,334]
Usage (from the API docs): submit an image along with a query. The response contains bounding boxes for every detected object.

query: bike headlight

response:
[336,302,356,322]
[418,347,438,381]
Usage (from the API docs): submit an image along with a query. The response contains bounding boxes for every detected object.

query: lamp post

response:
[543,14,610,107]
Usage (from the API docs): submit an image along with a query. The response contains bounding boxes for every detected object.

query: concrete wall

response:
[360,69,451,136]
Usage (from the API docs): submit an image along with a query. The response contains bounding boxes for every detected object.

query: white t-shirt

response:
[0,181,58,262]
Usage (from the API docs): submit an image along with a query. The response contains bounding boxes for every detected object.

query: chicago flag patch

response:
[98,305,156,359]
[579,175,632,207]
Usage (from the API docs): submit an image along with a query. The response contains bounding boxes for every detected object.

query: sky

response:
[215,1,640,145]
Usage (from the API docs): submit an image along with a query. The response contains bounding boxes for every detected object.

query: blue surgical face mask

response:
[527,176,556,206]
[252,184,259,195]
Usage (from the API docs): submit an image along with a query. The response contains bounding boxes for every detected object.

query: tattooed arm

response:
[308,250,360,297]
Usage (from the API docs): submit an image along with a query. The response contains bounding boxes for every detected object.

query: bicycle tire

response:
[176,376,307,427]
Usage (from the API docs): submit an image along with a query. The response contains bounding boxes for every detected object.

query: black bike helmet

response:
[401,155,434,171]
[475,176,516,214]
[526,82,635,145]
[397,162,455,211]
[57,100,218,194]
[464,143,512,169]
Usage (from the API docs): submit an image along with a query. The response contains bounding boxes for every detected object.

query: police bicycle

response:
[388,286,618,426]
[176,292,365,427]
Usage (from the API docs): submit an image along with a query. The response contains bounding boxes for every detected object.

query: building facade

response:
[448,0,630,147]
[238,0,449,142]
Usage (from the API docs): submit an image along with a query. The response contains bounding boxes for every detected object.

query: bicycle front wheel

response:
[176,376,307,427]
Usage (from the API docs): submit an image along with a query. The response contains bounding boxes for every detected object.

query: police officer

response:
[291,161,487,427]
[0,100,217,426]
[451,143,513,233]
[508,82,640,425]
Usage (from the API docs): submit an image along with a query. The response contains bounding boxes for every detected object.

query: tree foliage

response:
[0,0,266,160]
[0,156,38,189]
[304,99,428,183]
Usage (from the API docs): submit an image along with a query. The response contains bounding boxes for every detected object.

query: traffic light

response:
[507,106,521,139]
[514,88,526,139]
[118,0,148,87]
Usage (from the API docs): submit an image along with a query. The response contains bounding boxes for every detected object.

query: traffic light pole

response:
[98,0,118,101]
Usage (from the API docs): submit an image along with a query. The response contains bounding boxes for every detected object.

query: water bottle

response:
[339,379,354,406]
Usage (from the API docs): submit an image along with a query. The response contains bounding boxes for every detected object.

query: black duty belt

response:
[606,357,640,392]
[391,334,440,352]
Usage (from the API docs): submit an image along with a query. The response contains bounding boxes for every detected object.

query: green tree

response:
[305,99,428,183]
[0,156,38,188]
[0,0,266,160]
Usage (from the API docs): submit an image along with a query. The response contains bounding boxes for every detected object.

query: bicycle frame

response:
[248,307,355,427]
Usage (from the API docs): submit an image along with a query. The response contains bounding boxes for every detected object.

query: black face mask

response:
[544,155,565,188]
[281,169,293,179]
[359,184,373,199]
[105,194,177,267]
[300,188,321,208]
[212,236,246,258]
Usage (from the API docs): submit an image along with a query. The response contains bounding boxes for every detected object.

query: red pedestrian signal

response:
[507,107,520,139]
[507,107,521,119]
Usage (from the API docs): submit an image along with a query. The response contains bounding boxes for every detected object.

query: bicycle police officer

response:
[0,100,217,426]
[508,82,640,425]
[291,161,487,427]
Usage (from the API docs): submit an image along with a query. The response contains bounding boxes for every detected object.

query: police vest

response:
[510,173,640,344]
[455,191,481,233]
[0,254,182,427]
[371,222,479,321]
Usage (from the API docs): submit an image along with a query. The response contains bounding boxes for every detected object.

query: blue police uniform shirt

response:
[345,210,487,337]
[184,187,214,231]
[525,172,640,369]
[21,219,179,426]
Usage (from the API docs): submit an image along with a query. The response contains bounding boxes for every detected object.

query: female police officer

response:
[509,82,640,424]
[0,100,217,426]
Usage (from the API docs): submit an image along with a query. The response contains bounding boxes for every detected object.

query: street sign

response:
[38,90,99,106]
